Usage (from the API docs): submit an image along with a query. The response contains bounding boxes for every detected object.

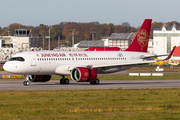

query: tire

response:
[90,81,94,85]
[95,79,99,84]
[23,81,26,86]
[23,81,30,86]
[90,79,100,85]
[64,78,69,84]
[60,79,64,84]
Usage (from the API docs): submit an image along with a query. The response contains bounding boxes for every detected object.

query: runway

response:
[0,79,180,91]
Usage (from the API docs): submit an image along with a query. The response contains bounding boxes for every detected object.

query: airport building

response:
[108,33,136,50]
[153,24,180,60]
[0,29,42,63]
[148,39,153,53]
[0,29,31,49]
[153,25,180,54]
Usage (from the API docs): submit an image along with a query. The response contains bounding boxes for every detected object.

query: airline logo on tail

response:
[125,19,152,52]
[137,29,149,50]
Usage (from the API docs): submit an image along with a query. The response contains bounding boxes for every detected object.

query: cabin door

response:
[29,54,36,66]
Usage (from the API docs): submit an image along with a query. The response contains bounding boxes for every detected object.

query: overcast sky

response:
[1,0,179,28]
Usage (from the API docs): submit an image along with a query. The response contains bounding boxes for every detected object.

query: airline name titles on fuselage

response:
[39,53,88,58]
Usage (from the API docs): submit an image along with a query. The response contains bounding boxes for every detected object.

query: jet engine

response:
[71,67,97,82]
[29,75,51,82]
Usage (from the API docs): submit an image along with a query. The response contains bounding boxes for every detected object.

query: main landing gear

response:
[90,78,100,85]
[60,76,69,85]
[23,76,30,86]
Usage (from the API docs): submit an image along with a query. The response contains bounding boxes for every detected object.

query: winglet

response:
[165,46,176,60]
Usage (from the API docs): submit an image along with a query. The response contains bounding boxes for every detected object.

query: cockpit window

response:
[9,57,25,62]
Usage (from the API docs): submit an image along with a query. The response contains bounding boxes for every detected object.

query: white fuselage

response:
[3,51,154,75]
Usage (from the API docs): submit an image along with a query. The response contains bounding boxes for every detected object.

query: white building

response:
[153,24,180,56]
[0,29,42,63]
[0,29,31,49]
[147,39,153,53]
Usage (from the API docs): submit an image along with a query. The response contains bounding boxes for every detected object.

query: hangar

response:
[153,25,180,55]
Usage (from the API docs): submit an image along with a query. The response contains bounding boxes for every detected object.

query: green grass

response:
[1,73,180,80]
[1,89,180,119]
[50,73,180,80]
[0,67,4,71]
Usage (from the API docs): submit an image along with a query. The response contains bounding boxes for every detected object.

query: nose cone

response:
[3,62,15,73]
[3,62,10,72]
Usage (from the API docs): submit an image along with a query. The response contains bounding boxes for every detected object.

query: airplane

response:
[3,19,176,86]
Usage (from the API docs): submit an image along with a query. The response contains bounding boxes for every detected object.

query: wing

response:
[92,46,176,69]
[92,60,155,69]
[140,46,176,60]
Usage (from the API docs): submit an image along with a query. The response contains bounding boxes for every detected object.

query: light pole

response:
[58,36,60,48]
[43,36,44,50]
[70,29,76,47]
[49,27,51,50]
[90,31,96,41]
[66,41,69,47]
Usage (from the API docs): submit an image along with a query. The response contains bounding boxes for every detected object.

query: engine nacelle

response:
[29,75,51,82]
[71,67,97,82]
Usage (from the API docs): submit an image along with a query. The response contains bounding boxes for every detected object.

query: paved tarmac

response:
[0,79,180,91]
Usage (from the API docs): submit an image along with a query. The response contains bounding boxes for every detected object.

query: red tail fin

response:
[125,19,152,52]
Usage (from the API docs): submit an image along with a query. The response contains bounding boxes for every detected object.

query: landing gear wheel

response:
[95,78,99,84]
[23,81,30,86]
[64,78,69,84]
[90,78,99,85]
[23,76,30,86]
[60,78,64,84]
[60,78,69,84]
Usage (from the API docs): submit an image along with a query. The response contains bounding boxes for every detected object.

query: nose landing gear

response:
[23,76,30,86]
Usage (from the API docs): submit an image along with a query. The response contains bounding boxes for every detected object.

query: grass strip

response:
[0,89,180,119]
[50,73,180,80]
[1,73,180,80]
[0,67,4,71]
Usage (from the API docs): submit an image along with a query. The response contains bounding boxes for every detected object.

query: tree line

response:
[0,21,179,49]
